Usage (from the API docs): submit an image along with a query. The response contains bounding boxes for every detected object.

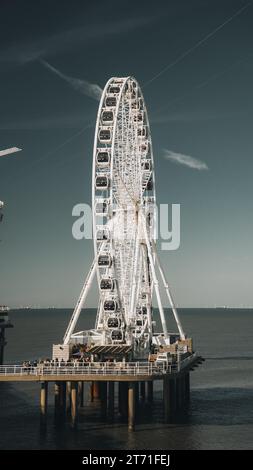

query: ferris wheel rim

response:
[92,76,157,339]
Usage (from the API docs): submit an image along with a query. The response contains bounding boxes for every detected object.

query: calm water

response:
[0,308,253,450]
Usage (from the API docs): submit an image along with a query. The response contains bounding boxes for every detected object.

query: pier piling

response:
[92,381,101,402]
[40,381,48,419]
[100,381,108,416]
[128,382,135,431]
[140,381,146,401]
[163,377,171,422]
[66,381,71,413]
[54,381,60,419]
[108,381,115,416]
[71,381,78,427]
[59,381,66,416]
[147,381,153,402]
[185,373,190,405]
[78,381,84,407]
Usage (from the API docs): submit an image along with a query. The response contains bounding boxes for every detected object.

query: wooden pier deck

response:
[0,353,201,382]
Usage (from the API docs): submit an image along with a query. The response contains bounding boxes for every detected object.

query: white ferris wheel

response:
[63,76,185,359]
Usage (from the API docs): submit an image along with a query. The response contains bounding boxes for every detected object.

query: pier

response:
[0,354,203,430]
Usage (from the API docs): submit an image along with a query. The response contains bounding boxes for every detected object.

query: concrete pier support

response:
[54,381,60,417]
[185,373,190,405]
[78,381,84,407]
[118,382,128,418]
[173,375,188,413]
[128,382,135,431]
[164,378,181,421]
[55,381,66,421]
[147,381,153,402]
[108,381,115,416]
[173,378,179,412]
[176,377,182,411]
[118,382,123,415]
[40,381,48,418]
[59,382,66,414]
[100,381,108,416]
[140,381,146,401]
[90,381,100,402]
[181,375,186,409]
[170,379,177,416]
[175,377,180,411]
[66,381,71,413]
[178,376,185,411]
[71,381,78,427]
[90,382,94,402]
[135,382,139,405]
[163,377,171,422]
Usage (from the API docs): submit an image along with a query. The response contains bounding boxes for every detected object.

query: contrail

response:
[164,149,208,171]
[29,123,93,170]
[40,60,102,101]
[0,147,22,157]
[151,52,253,118]
[145,1,252,86]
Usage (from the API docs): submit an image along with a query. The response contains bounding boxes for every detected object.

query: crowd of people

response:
[21,357,92,369]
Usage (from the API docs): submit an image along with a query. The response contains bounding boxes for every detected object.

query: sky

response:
[0,0,252,308]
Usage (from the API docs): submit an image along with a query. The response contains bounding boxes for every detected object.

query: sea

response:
[0,308,252,450]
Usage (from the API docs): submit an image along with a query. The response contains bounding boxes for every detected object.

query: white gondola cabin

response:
[100,278,115,291]
[99,128,112,143]
[105,96,117,107]
[103,300,118,312]
[96,175,109,190]
[98,254,112,268]
[102,110,114,123]
[95,199,109,216]
[96,150,110,166]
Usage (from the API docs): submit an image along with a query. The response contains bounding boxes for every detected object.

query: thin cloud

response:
[40,60,102,101]
[164,149,208,171]
[0,147,22,157]
[0,16,154,64]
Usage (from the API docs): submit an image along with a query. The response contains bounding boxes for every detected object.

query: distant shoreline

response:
[9,307,253,311]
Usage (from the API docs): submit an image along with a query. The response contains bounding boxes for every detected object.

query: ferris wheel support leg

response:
[141,217,168,338]
[63,258,97,345]
[95,299,103,330]
[151,241,185,341]
[129,221,141,319]
[141,243,153,334]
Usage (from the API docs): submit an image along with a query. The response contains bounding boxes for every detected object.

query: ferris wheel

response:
[63,76,185,358]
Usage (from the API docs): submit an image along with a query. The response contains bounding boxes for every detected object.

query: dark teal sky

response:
[0,0,252,307]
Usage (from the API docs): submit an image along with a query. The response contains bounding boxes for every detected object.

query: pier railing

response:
[0,362,164,377]
[0,354,198,377]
